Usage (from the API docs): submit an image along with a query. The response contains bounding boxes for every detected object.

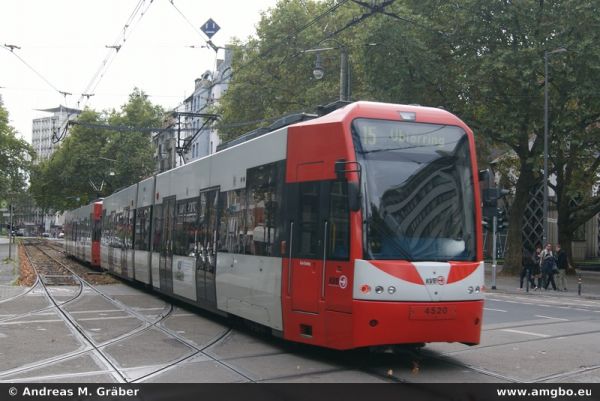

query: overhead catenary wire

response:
[1,44,66,96]
[46,0,155,144]
[162,0,353,116]
[77,0,154,109]
[168,0,220,52]
[54,0,376,146]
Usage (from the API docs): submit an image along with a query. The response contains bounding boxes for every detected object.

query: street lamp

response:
[543,47,567,246]
[313,52,325,80]
[305,38,350,101]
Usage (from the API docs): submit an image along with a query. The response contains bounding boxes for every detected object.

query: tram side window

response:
[104,211,115,247]
[101,211,108,246]
[173,199,198,257]
[112,212,120,248]
[88,217,92,243]
[123,208,132,249]
[84,217,90,243]
[297,181,321,258]
[218,189,246,253]
[134,206,151,251]
[328,181,350,260]
[246,162,282,256]
[152,204,163,253]
[92,215,102,243]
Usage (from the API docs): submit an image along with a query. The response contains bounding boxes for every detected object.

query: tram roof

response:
[293,101,469,129]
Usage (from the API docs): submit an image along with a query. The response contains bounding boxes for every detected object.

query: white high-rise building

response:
[31,105,81,163]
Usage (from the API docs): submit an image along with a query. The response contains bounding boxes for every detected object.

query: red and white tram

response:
[64,200,102,267]
[64,101,484,349]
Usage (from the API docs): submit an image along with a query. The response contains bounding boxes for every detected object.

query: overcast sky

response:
[1,0,278,142]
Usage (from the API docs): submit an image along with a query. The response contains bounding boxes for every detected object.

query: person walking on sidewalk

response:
[555,243,568,291]
[532,245,543,290]
[520,248,537,290]
[541,243,558,291]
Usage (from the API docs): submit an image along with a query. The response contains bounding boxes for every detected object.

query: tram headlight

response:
[467,286,474,294]
[475,286,481,293]
[387,286,396,294]
[375,286,384,294]
[360,284,371,294]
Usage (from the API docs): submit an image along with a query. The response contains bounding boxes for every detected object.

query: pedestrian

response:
[532,245,542,290]
[555,243,568,291]
[540,243,558,291]
[520,249,536,290]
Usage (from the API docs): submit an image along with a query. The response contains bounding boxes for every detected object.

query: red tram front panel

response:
[281,102,484,349]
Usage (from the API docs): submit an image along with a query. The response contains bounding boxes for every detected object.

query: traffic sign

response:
[200,18,220,39]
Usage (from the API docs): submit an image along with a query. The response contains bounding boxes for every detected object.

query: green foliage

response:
[217,0,376,141]
[29,89,164,211]
[217,0,600,269]
[0,103,34,202]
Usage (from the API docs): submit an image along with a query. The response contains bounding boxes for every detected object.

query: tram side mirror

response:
[335,161,346,181]
[478,169,490,182]
[348,182,361,212]
[335,159,362,212]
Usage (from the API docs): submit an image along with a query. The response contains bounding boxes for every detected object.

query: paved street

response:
[1,241,599,383]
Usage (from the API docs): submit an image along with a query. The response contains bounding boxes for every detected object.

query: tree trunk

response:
[557,224,577,276]
[503,162,536,275]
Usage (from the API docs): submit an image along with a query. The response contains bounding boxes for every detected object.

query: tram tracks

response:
[38,243,254,382]
[1,241,253,383]
[8,241,597,383]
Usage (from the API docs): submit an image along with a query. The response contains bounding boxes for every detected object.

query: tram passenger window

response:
[173,199,198,257]
[101,210,108,247]
[218,189,246,253]
[297,182,320,258]
[134,207,151,251]
[328,181,350,260]
[93,216,102,243]
[246,162,282,256]
[123,208,133,249]
[105,212,116,247]
[152,204,163,252]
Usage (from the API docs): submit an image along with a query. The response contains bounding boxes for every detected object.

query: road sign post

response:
[8,204,13,260]
[491,215,497,290]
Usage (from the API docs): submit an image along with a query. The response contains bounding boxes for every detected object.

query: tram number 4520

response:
[409,305,457,320]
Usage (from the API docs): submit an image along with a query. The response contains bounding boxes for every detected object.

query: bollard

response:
[578,275,582,296]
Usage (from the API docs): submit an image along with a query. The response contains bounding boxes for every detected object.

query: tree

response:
[358,0,600,272]
[0,102,34,202]
[216,0,600,272]
[30,89,164,211]
[549,36,600,267]
[217,0,376,140]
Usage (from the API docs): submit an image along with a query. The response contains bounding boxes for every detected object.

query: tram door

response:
[107,212,116,271]
[120,207,130,278]
[159,196,176,294]
[196,188,219,306]
[289,181,328,313]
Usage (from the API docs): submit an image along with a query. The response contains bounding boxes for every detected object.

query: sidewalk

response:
[485,263,600,300]
[0,237,25,300]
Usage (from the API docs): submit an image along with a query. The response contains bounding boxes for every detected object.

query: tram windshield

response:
[352,118,476,262]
